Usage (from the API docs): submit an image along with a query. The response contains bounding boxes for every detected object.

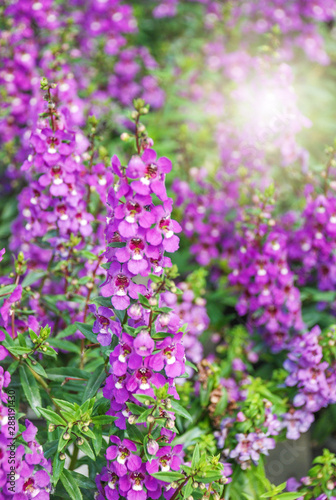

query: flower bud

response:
[63,432,70,440]
[76,438,84,446]
[192,482,199,488]
[128,415,137,424]
[59,453,66,460]
[82,426,89,432]
[166,418,174,429]
[147,439,159,455]
[171,482,178,489]
[147,415,155,424]
[327,480,335,490]
[48,424,55,432]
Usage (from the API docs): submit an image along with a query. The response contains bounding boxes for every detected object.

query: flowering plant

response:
[2,1,336,499]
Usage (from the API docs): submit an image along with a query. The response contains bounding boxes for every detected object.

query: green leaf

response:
[138,294,151,307]
[92,426,103,456]
[7,346,32,356]
[184,478,193,499]
[126,421,145,443]
[21,271,46,287]
[48,338,81,353]
[91,415,117,426]
[52,453,65,485]
[133,394,156,405]
[213,389,228,417]
[37,407,66,426]
[194,471,223,482]
[68,471,96,491]
[78,250,98,260]
[275,495,306,500]
[170,399,192,422]
[25,359,48,378]
[75,322,96,343]
[185,360,198,371]
[108,242,126,248]
[46,367,88,381]
[78,438,95,460]
[52,399,76,412]
[60,469,83,500]
[43,439,58,459]
[151,471,185,482]
[127,402,145,415]
[0,284,16,295]
[136,407,153,424]
[55,324,79,339]
[19,365,42,415]
[191,443,200,469]
[82,366,106,403]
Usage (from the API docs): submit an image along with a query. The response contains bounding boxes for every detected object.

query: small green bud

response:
[76,438,84,446]
[59,453,66,460]
[48,424,55,432]
[63,432,70,440]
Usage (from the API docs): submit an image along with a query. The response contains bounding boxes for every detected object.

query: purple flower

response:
[106,436,142,477]
[133,331,155,357]
[127,149,172,201]
[146,445,183,474]
[110,333,142,376]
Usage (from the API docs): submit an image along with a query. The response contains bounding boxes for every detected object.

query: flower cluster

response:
[1,418,52,500]
[230,0,334,64]
[161,278,209,364]
[283,325,336,438]
[209,352,281,469]
[95,109,186,499]
[289,192,336,292]
[228,197,304,351]
[0,0,164,178]
[6,85,107,333]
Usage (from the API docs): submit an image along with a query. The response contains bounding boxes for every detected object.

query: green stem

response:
[69,444,79,471]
